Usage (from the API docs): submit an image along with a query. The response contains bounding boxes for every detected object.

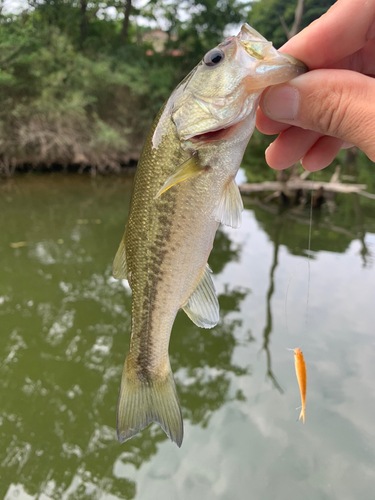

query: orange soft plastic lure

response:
[294,348,306,423]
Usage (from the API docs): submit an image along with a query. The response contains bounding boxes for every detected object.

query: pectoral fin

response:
[214,179,243,229]
[113,233,128,280]
[155,153,203,198]
[182,264,219,328]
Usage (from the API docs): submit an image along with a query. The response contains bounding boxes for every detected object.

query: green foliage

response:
[1,0,248,173]
[248,0,336,47]
[0,0,336,174]
[0,11,166,173]
[241,130,278,183]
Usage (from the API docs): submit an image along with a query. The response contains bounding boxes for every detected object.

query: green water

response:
[1,174,375,500]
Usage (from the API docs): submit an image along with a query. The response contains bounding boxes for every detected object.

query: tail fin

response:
[299,407,305,423]
[117,367,183,447]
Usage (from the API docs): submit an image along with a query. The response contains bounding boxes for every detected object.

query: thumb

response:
[260,69,375,162]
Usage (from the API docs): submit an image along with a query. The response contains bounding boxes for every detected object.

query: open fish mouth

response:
[188,118,245,145]
[189,126,232,143]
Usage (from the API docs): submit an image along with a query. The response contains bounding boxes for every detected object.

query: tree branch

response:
[121,0,132,44]
[279,15,290,38]
[289,0,305,38]
[280,0,305,40]
[239,180,368,194]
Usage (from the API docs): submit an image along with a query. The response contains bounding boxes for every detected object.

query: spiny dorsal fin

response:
[113,233,128,280]
[214,179,243,229]
[155,153,203,198]
[182,264,219,328]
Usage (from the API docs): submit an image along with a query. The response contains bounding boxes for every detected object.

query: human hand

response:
[256,0,375,171]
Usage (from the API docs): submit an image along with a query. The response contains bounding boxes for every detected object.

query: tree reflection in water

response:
[2,176,374,499]
[173,285,250,427]
[259,215,284,394]
[248,191,375,398]
[0,178,250,499]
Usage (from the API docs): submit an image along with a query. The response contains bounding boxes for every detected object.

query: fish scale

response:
[113,23,307,446]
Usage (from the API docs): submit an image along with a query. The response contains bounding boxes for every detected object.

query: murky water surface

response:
[2,174,375,499]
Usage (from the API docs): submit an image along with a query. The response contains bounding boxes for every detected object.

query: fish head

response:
[170,23,307,147]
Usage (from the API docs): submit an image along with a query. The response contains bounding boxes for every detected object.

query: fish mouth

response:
[189,126,231,144]
[188,120,242,144]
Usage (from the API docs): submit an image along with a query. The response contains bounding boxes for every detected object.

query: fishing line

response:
[284,171,314,336]
[304,172,314,334]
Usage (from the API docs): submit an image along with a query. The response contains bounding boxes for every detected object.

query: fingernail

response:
[262,85,299,122]
[265,142,273,155]
[341,141,354,149]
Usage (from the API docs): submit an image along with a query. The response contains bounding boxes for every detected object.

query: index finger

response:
[279,0,375,69]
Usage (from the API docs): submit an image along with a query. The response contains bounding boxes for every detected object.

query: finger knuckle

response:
[312,83,348,137]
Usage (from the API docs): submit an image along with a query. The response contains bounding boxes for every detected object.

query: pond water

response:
[1,173,375,500]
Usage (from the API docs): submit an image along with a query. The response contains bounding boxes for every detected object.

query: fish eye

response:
[203,49,225,67]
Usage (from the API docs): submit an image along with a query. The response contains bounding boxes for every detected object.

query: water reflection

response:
[246,194,374,398]
[0,176,250,498]
[1,175,375,499]
[174,285,250,427]
[260,216,283,393]
[248,193,375,271]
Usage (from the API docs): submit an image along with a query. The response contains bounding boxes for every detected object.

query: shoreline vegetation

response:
[0,0,336,177]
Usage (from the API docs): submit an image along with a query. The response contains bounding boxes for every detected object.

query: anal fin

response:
[182,264,219,328]
[214,179,243,229]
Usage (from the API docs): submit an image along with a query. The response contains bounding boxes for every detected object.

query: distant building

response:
[142,29,168,53]
[142,29,182,56]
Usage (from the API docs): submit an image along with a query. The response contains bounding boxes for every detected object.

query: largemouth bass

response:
[113,24,306,447]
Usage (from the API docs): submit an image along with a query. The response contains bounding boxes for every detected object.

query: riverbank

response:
[0,159,139,178]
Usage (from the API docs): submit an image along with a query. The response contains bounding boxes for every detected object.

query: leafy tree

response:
[248,0,335,47]
[144,0,250,69]
[0,0,335,174]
